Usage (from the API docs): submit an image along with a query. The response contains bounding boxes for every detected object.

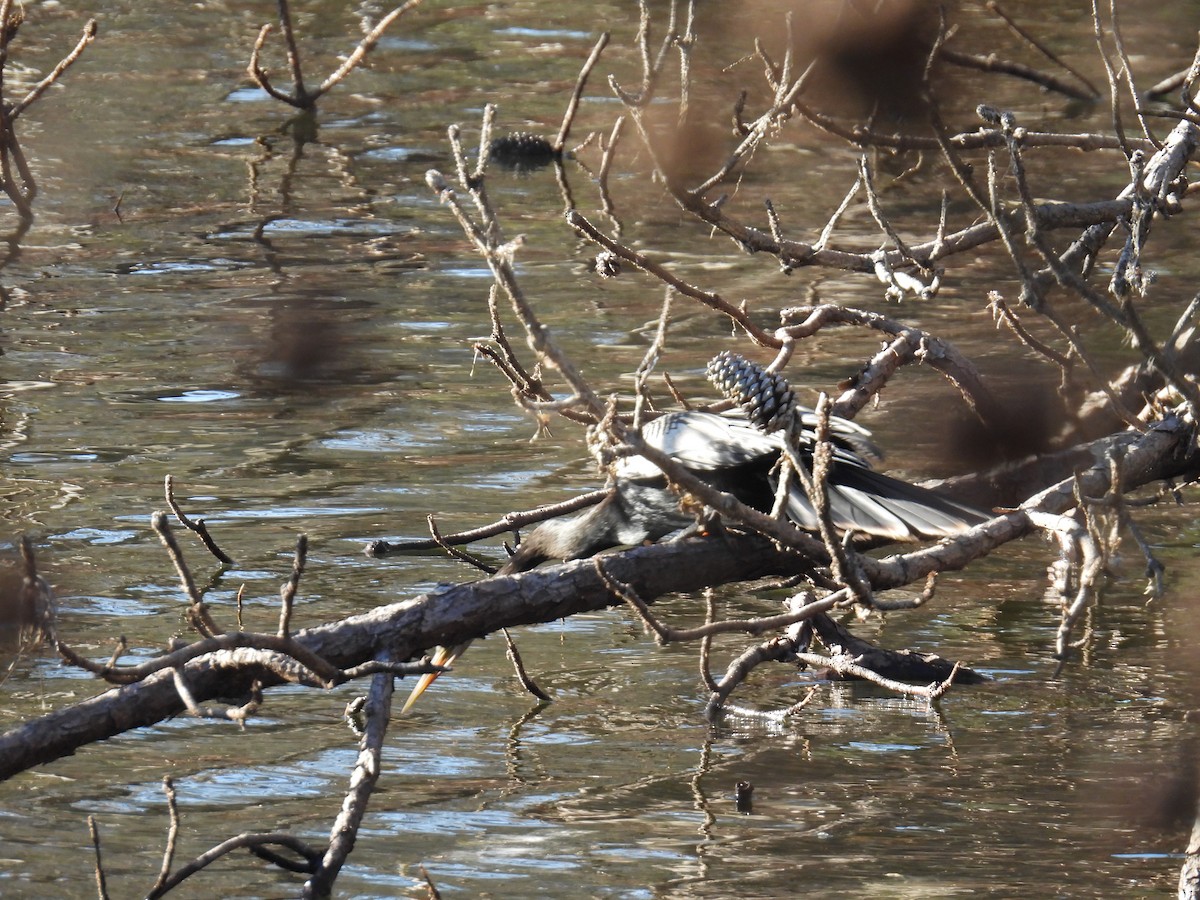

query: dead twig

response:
[704,635,804,719]
[148,777,180,897]
[698,589,719,693]
[55,627,437,690]
[418,864,444,899]
[152,512,221,638]
[147,831,322,898]
[303,663,396,897]
[10,18,97,118]
[88,816,109,900]
[938,47,1097,102]
[0,15,97,217]
[170,667,262,727]
[426,119,608,422]
[363,489,609,556]
[277,535,307,638]
[985,1,1100,98]
[566,208,779,347]
[795,395,874,607]
[502,628,551,702]
[791,649,961,701]
[248,0,422,111]
[598,557,849,643]
[776,303,1002,425]
[427,515,498,574]
[553,32,609,153]
[164,475,234,565]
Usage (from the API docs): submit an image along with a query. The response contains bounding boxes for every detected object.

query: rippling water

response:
[0,0,1198,896]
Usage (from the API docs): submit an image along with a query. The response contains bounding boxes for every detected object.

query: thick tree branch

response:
[3,416,1194,783]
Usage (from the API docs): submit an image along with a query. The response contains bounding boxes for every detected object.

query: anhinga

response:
[401,352,986,712]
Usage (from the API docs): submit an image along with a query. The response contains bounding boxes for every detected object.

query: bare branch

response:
[985,0,1100,97]
[151,512,221,638]
[303,664,396,897]
[164,475,234,565]
[88,816,109,900]
[10,18,97,118]
[364,490,609,556]
[566,208,780,347]
[598,557,849,643]
[149,777,180,897]
[427,514,498,574]
[553,31,609,152]
[147,832,321,898]
[249,1,422,110]
[277,534,307,638]
[502,628,551,702]
[314,1,424,98]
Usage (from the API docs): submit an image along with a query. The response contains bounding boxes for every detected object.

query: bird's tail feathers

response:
[783,465,987,540]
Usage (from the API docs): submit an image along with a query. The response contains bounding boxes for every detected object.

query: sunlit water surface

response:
[0,1,1198,897]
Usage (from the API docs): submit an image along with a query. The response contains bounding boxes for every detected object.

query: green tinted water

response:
[0,1,1197,896]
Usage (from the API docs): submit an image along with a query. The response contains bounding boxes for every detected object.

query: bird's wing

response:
[615,411,783,481]
[611,408,981,540]
[797,409,882,465]
[615,408,880,479]
[785,465,986,540]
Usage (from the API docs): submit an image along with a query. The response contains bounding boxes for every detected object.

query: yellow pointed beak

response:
[400,645,460,715]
